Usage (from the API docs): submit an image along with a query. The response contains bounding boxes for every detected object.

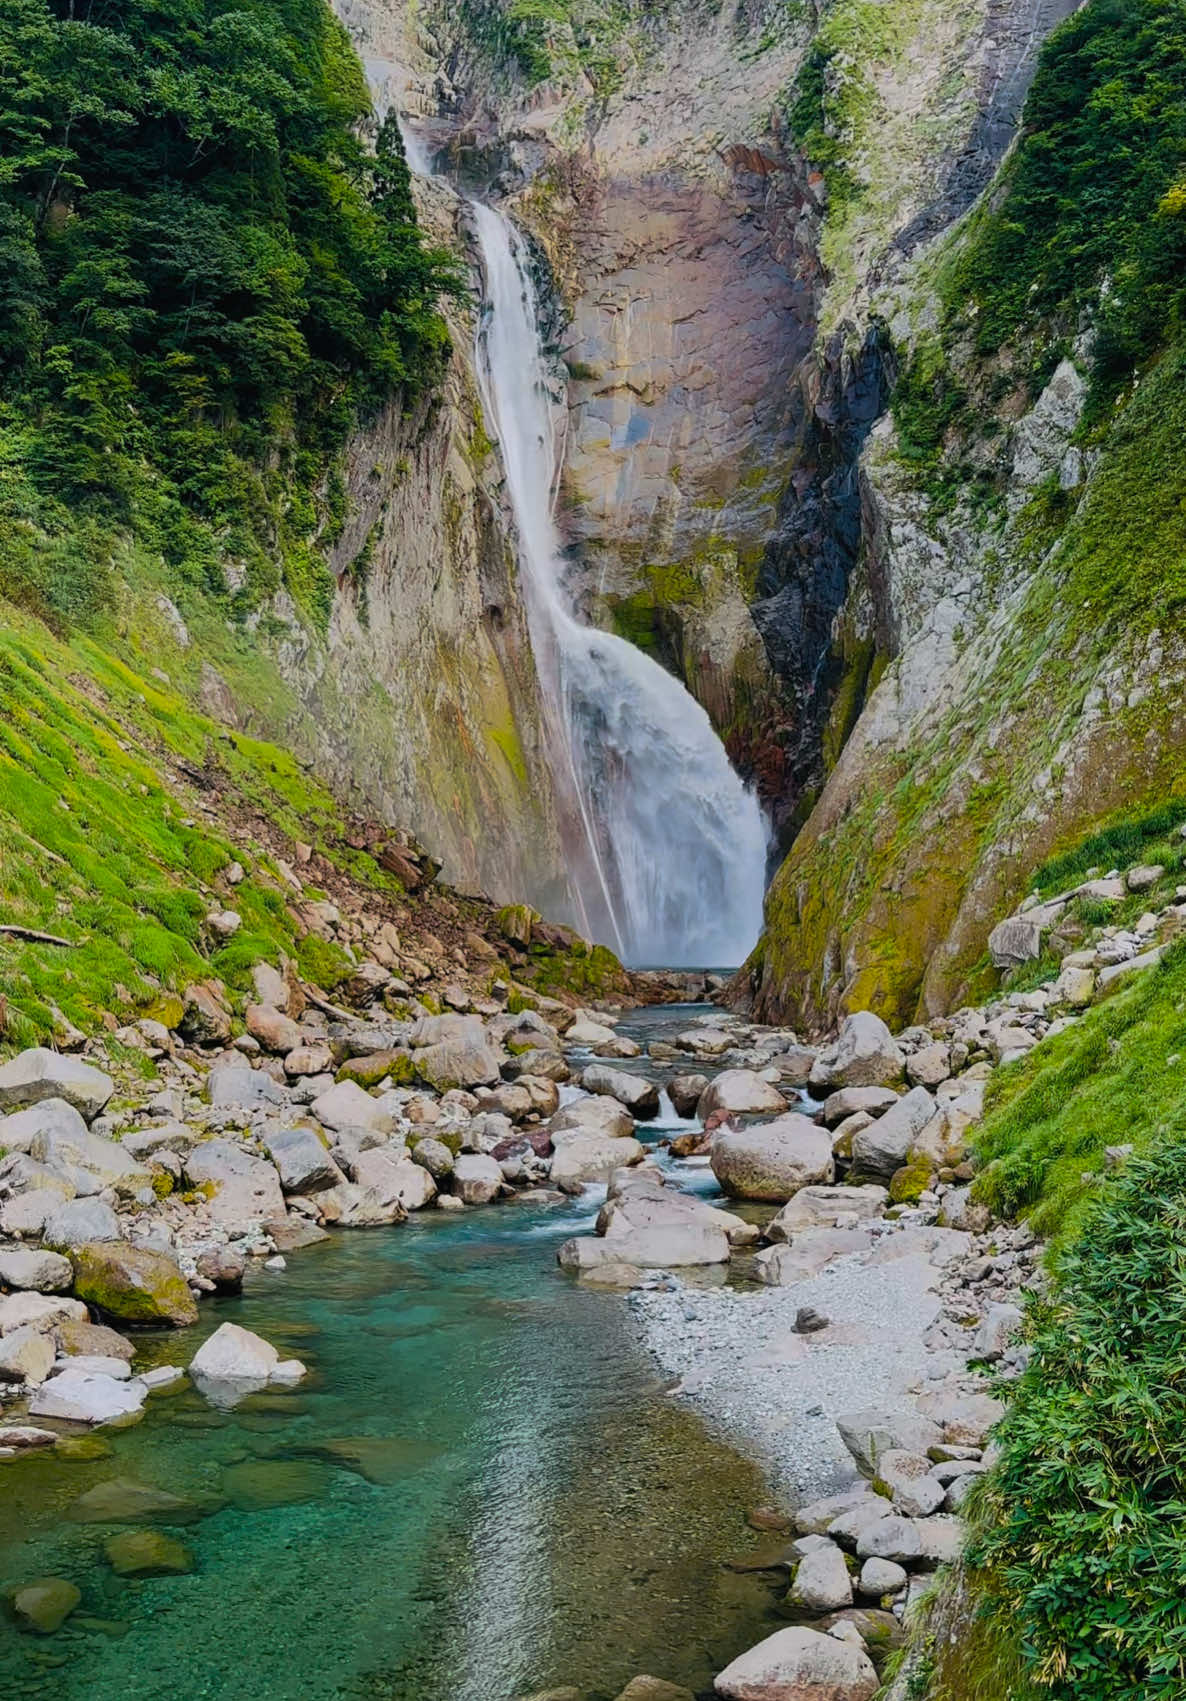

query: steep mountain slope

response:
[741,0,1186,1029]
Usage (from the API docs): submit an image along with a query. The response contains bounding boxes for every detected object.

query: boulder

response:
[696,1070,788,1120]
[580,1064,660,1119]
[30,1121,150,1194]
[0,1049,113,1121]
[905,1043,951,1089]
[70,1241,198,1327]
[820,1087,899,1128]
[836,1409,943,1478]
[0,1097,91,1155]
[184,1140,286,1229]
[207,1066,287,1110]
[566,1018,617,1046]
[586,1190,733,1267]
[245,1004,303,1053]
[195,1245,247,1292]
[549,1131,645,1187]
[310,1080,395,1135]
[179,983,232,1045]
[858,1558,907,1599]
[122,1122,198,1160]
[451,1154,503,1205]
[754,1229,870,1285]
[0,1291,86,1334]
[28,1367,146,1425]
[849,1089,936,1182]
[854,1516,921,1565]
[58,1319,134,1361]
[766,1186,887,1241]
[262,1125,344,1194]
[190,1321,278,1384]
[350,1146,436,1212]
[874,1451,946,1518]
[0,1246,73,1293]
[974,1303,1024,1361]
[809,1014,904,1093]
[284,1042,334,1078]
[549,1096,635,1140]
[767,1046,817,1087]
[667,1074,710,1118]
[410,1137,455,1179]
[9,1577,82,1635]
[714,1625,878,1700]
[710,1114,833,1201]
[675,1026,733,1056]
[0,1325,55,1384]
[67,1477,204,1523]
[43,1197,122,1248]
[790,1540,852,1612]
[988,915,1044,970]
[414,1035,503,1092]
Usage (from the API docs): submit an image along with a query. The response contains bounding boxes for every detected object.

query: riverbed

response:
[0,1009,782,1701]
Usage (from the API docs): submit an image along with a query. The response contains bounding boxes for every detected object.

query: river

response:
[0,1008,782,1701]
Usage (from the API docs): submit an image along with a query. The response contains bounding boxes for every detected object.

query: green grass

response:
[973,940,1186,1241]
[965,1142,1186,1697]
[0,600,390,1046]
[1031,805,1186,896]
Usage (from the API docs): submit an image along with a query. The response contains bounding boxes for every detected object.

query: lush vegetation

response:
[966,1143,1186,1697]
[0,0,456,633]
[974,941,1186,1240]
[945,0,1186,407]
[1030,800,1186,897]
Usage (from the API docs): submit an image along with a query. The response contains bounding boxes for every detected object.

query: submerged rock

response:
[104,1529,193,1577]
[8,1576,82,1635]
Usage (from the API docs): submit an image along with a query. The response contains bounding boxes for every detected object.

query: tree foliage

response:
[0,0,458,629]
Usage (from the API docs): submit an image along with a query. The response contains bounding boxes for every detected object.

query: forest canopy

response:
[0,0,456,629]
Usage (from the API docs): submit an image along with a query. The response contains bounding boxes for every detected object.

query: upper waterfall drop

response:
[469,204,769,969]
[401,122,768,965]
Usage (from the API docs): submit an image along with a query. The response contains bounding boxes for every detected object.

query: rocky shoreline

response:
[1,856,1178,1692]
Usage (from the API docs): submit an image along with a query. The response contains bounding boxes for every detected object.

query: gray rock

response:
[349,1146,436,1212]
[580,1064,660,1118]
[790,1539,852,1612]
[184,1140,285,1230]
[208,1067,287,1110]
[667,1074,709,1117]
[0,1246,74,1292]
[858,1557,907,1598]
[261,1125,344,1194]
[0,1324,56,1384]
[905,1043,951,1089]
[549,1130,645,1187]
[855,1515,922,1564]
[849,1088,936,1181]
[451,1154,503,1205]
[809,1013,904,1092]
[121,1122,198,1160]
[0,1050,113,1121]
[875,1450,947,1518]
[714,1626,878,1701]
[767,1185,888,1240]
[43,1197,123,1248]
[0,1098,90,1155]
[820,1087,900,1128]
[973,1303,1024,1361]
[310,1080,395,1135]
[710,1114,833,1201]
[836,1408,943,1477]
[549,1096,635,1140]
[988,915,1044,970]
[28,1367,146,1425]
[754,1228,870,1284]
[410,1138,454,1179]
[30,1122,150,1195]
[696,1069,787,1120]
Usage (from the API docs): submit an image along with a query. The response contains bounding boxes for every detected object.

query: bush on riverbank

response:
[959,1146,1186,1697]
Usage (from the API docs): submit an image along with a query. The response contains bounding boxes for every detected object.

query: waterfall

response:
[404,133,769,967]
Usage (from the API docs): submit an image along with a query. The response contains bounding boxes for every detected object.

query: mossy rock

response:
[336,1051,415,1089]
[496,903,537,947]
[146,994,185,1032]
[889,1155,933,1205]
[70,1242,198,1327]
[103,1529,193,1578]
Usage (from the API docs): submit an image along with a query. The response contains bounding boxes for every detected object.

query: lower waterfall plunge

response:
[407,127,768,966]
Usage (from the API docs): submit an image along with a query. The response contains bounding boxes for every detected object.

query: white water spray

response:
[405,135,769,966]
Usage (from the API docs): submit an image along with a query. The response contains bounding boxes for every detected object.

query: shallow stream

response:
[0,1007,781,1700]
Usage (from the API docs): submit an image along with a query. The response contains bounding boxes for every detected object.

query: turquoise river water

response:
[0,1007,782,1700]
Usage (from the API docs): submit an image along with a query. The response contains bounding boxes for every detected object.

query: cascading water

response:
[405,128,769,967]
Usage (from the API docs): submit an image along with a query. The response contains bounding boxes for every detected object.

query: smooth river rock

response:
[714,1625,878,1700]
[580,1064,660,1118]
[696,1070,787,1120]
[710,1114,833,1201]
